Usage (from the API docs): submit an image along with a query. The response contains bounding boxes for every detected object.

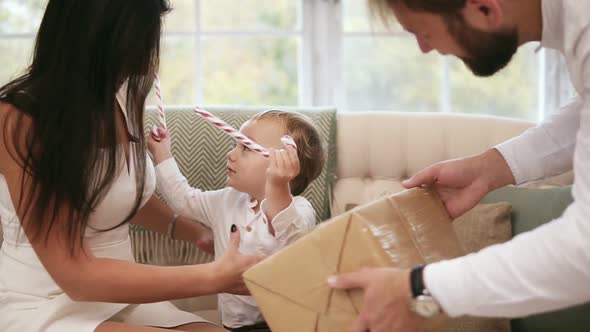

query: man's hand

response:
[328,268,423,332]
[402,148,515,218]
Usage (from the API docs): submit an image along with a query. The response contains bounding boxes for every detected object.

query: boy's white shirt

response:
[155,157,316,328]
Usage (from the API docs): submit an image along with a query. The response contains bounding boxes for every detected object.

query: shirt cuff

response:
[494,142,527,185]
[155,157,182,180]
[260,198,300,235]
[154,157,185,195]
[424,260,472,318]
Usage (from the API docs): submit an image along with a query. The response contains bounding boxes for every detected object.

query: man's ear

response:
[462,0,504,29]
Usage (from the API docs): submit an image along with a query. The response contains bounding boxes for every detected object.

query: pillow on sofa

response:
[481,185,590,332]
[437,202,512,332]
[453,202,512,253]
[482,185,573,235]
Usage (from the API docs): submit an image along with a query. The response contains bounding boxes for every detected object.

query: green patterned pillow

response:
[144,106,338,224]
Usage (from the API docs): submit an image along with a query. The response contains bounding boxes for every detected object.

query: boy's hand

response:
[147,125,173,165]
[266,136,300,189]
[263,136,299,230]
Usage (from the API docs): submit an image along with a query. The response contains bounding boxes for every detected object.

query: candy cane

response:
[193,107,271,158]
[151,75,166,140]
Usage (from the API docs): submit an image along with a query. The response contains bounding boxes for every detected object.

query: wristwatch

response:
[410,265,441,318]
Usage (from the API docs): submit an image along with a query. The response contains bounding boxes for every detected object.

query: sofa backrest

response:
[332,111,534,215]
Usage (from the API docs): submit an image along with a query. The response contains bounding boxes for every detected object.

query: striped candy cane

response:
[193,107,271,158]
[155,74,166,129]
[151,75,166,140]
[153,80,295,156]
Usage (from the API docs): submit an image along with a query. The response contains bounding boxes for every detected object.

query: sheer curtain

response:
[543,49,576,120]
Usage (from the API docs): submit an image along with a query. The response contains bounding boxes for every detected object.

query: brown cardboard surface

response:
[244,188,465,331]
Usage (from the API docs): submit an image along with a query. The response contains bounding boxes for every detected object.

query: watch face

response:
[414,296,441,318]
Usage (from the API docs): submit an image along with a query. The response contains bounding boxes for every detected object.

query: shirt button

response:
[246,226,253,232]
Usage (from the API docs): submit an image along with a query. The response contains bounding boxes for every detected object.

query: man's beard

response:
[446,16,519,77]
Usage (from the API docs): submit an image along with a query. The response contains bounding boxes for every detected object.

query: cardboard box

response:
[244,188,465,331]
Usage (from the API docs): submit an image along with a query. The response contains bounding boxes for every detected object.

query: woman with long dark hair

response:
[0,1,260,331]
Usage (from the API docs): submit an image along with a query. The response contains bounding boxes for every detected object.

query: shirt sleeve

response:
[425,102,590,318]
[259,196,316,248]
[154,157,222,228]
[495,97,581,185]
[425,6,590,318]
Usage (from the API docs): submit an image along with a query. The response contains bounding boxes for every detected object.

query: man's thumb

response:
[402,166,438,189]
[327,271,367,290]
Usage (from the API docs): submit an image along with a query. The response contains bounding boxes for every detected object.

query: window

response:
[0,0,568,121]
[152,0,301,106]
[0,0,44,87]
[338,0,542,120]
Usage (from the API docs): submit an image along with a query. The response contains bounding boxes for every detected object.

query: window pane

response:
[0,38,35,85]
[450,44,540,120]
[201,0,298,31]
[201,37,298,105]
[342,0,401,33]
[147,36,197,106]
[0,0,46,34]
[164,0,196,33]
[341,36,440,111]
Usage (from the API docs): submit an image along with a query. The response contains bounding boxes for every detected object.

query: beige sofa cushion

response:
[333,112,533,216]
[453,202,513,253]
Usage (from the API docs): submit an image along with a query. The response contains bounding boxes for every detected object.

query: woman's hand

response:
[210,226,265,295]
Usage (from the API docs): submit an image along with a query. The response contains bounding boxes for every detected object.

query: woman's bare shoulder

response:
[0,102,32,131]
[0,102,32,170]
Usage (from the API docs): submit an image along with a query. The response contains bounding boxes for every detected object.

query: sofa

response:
[134,106,587,332]
[1,107,585,331]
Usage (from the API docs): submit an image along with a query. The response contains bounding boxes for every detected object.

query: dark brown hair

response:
[368,0,466,26]
[252,110,325,196]
[0,0,171,250]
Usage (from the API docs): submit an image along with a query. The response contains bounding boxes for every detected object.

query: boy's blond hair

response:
[252,110,325,196]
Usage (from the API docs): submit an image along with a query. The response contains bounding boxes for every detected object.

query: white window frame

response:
[0,0,571,121]
[304,0,567,121]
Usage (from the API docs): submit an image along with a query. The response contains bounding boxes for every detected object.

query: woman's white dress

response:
[0,89,209,332]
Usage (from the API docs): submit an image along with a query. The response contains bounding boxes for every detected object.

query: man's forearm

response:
[494,98,581,184]
[480,148,517,191]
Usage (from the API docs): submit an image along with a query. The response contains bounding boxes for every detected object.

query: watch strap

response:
[410,264,426,298]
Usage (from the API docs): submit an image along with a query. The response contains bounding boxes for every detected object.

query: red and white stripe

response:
[154,79,292,157]
[154,74,166,129]
[193,107,271,158]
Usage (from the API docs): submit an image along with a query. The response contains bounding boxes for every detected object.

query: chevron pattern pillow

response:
[144,106,337,224]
